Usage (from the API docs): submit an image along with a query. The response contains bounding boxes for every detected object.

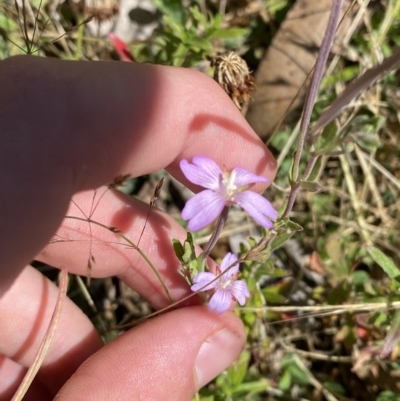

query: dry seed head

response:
[209,52,256,109]
[109,174,131,189]
[77,0,120,21]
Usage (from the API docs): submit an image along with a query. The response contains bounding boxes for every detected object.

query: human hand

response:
[0,56,276,400]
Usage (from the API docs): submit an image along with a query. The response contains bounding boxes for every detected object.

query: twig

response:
[339,153,372,244]
[354,144,391,225]
[291,354,340,401]
[358,149,400,191]
[243,300,400,314]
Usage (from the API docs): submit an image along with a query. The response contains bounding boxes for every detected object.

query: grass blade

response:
[11,268,68,401]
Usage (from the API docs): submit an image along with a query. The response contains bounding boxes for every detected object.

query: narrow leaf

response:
[366,245,400,279]
[307,156,323,182]
[284,219,303,232]
[313,120,339,154]
[270,232,294,252]
[299,180,321,192]
[209,28,247,39]
[312,48,400,135]
[172,238,185,262]
[288,151,296,183]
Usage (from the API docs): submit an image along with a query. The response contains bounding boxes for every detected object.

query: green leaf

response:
[31,0,50,7]
[173,233,201,283]
[279,218,303,232]
[210,13,222,29]
[262,286,287,303]
[307,156,323,182]
[289,363,311,385]
[288,151,296,183]
[270,232,294,251]
[172,43,189,66]
[351,270,370,287]
[323,381,346,395]
[278,369,292,391]
[321,65,359,87]
[172,239,185,262]
[152,0,185,24]
[313,120,340,155]
[327,280,350,304]
[256,258,278,276]
[183,240,194,264]
[369,311,389,326]
[366,245,400,279]
[189,6,208,27]
[226,350,250,388]
[299,180,321,192]
[376,390,400,401]
[268,267,290,278]
[163,15,187,39]
[233,378,269,395]
[337,114,384,152]
[209,28,247,39]
[184,35,213,52]
[350,114,386,134]
[353,131,382,152]
[0,14,19,30]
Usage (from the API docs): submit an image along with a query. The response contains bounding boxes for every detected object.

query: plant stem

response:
[201,206,230,269]
[282,0,343,217]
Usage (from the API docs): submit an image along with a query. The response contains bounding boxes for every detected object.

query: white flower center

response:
[221,170,238,202]
[219,276,233,289]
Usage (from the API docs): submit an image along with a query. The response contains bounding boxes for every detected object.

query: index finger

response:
[0,56,276,294]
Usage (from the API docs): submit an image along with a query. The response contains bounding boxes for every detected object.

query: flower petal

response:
[208,289,232,314]
[234,191,278,229]
[191,272,218,292]
[180,156,222,190]
[231,167,269,187]
[219,252,239,277]
[181,190,225,231]
[229,280,250,306]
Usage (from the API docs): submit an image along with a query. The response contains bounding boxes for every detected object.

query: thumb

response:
[55,307,245,401]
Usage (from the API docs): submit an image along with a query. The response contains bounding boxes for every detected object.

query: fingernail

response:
[194,329,242,388]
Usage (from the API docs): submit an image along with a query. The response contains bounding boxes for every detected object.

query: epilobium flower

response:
[180,156,278,231]
[191,253,250,314]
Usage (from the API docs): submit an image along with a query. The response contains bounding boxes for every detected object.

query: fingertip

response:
[55,307,245,401]
[194,326,244,389]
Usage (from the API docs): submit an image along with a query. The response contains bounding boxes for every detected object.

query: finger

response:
[0,266,103,396]
[1,56,275,188]
[0,56,276,294]
[0,355,51,401]
[39,188,204,309]
[55,307,246,401]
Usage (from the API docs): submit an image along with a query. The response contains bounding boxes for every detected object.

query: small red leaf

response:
[109,33,135,62]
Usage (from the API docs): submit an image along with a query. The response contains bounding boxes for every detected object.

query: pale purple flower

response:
[180,156,278,231]
[191,253,250,314]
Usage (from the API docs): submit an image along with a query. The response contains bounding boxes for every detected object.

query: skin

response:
[0,55,277,401]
